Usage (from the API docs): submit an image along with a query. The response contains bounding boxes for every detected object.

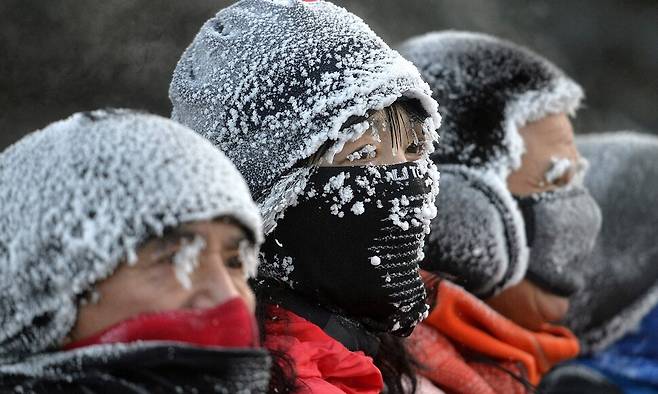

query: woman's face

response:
[487,113,580,328]
[67,220,255,343]
[318,105,427,167]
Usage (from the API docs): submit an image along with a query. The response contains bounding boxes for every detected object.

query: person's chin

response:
[534,287,570,324]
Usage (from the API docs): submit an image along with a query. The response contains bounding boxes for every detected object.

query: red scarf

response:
[65,297,259,350]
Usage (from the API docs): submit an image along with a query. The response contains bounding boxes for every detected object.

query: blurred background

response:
[1,0,656,150]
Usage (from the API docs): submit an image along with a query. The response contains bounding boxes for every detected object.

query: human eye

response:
[405,141,426,155]
[225,254,244,270]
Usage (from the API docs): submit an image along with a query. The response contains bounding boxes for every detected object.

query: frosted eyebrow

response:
[158,229,197,247]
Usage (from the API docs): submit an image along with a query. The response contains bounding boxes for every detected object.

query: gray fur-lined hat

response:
[400,31,585,296]
[0,110,263,363]
[400,30,583,175]
[567,132,658,353]
[169,0,441,234]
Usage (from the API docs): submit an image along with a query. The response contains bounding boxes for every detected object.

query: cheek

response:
[72,266,190,341]
[230,273,256,313]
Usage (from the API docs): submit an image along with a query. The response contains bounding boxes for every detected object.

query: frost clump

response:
[173,236,206,290]
[351,202,365,215]
[545,157,573,184]
[324,172,349,193]
[346,144,377,162]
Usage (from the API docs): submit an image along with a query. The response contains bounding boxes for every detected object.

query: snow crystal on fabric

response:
[566,132,658,353]
[399,30,583,178]
[0,110,263,364]
[169,0,440,233]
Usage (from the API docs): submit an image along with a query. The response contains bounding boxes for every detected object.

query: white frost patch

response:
[173,235,206,290]
[351,201,365,215]
[545,157,573,184]
[239,239,259,279]
[338,186,354,204]
[323,172,348,193]
[346,144,377,162]
[389,213,410,231]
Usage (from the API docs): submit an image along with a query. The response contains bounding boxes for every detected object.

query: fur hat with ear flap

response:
[0,109,263,365]
[169,0,441,235]
[400,31,586,298]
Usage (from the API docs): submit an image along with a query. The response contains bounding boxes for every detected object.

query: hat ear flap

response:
[423,165,528,298]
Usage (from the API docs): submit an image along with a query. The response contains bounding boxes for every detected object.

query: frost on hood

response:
[399,30,583,179]
[169,0,441,234]
[565,132,658,354]
[0,110,263,364]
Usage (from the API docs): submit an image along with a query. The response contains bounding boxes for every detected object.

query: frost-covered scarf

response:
[260,159,438,336]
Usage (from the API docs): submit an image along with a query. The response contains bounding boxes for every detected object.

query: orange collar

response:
[421,279,579,385]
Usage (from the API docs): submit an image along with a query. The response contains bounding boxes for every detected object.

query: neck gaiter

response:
[515,186,602,296]
[260,160,438,336]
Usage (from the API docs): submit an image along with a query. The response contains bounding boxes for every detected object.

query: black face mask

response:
[515,186,602,296]
[259,160,438,336]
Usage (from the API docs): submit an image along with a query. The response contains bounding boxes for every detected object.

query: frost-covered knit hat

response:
[170,0,441,233]
[400,31,584,296]
[0,110,263,364]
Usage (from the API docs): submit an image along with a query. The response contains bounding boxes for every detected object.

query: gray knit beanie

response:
[0,109,263,363]
[170,0,441,233]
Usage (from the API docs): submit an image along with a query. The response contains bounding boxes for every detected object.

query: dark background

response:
[1,0,656,150]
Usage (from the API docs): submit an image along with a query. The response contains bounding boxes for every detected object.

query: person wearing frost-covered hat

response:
[0,110,277,393]
[538,131,658,394]
[169,0,443,392]
[398,31,611,393]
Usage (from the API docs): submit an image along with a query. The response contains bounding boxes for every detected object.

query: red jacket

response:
[264,304,384,394]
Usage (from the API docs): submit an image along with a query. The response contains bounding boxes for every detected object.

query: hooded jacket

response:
[170,1,441,391]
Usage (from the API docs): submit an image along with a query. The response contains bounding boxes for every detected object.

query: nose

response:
[186,254,239,310]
